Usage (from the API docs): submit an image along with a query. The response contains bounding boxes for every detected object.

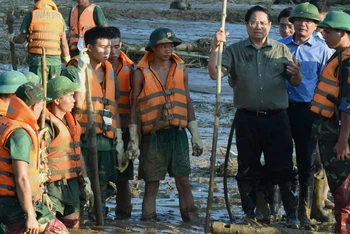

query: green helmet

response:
[289,3,320,23]
[0,71,28,94]
[47,76,79,103]
[23,71,41,84]
[145,28,182,51]
[318,11,350,32]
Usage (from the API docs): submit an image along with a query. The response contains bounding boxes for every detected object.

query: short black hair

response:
[84,26,110,47]
[106,26,121,40]
[245,5,271,23]
[309,0,331,14]
[278,7,294,22]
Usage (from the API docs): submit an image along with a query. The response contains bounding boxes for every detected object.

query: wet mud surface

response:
[0,0,339,233]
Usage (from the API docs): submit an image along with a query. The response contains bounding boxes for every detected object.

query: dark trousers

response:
[287,102,316,188]
[235,109,296,186]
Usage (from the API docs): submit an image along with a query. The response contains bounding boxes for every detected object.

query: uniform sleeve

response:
[61,66,77,83]
[19,13,32,34]
[221,45,234,77]
[93,6,107,26]
[6,129,32,163]
[115,74,120,100]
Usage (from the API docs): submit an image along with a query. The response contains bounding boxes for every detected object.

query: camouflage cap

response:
[145,28,182,51]
[15,82,51,106]
[318,11,350,32]
[47,76,79,102]
[23,71,41,84]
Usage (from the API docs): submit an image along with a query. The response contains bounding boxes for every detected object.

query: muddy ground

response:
[0,0,341,233]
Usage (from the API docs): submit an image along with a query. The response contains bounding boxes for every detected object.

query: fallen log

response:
[211,222,326,234]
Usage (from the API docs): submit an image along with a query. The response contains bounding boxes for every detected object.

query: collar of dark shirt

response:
[244,37,273,48]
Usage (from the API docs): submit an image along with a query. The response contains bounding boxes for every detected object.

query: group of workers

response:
[0,0,349,233]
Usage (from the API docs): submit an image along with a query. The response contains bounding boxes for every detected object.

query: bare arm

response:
[13,160,39,233]
[60,31,70,58]
[334,112,350,161]
[130,69,143,124]
[79,153,88,177]
[208,28,228,80]
[12,32,27,44]
[184,69,195,122]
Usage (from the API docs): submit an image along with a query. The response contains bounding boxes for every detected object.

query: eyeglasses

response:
[294,18,315,25]
[248,21,270,27]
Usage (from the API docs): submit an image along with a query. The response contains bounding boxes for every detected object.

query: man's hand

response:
[75,48,89,92]
[25,211,39,234]
[116,128,129,172]
[38,127,49,141]
[212,28,229,49]
[286,56,301,76]
[333,140,350,161]
[79,177,94,212]
[187,121,204,156]
[77,48,90,71]
[125,124,139,161]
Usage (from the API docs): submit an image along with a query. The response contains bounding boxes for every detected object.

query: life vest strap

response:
[138,88,186,103]
[48,154,80,164]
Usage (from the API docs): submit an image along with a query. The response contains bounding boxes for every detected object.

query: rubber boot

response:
[268,184,282,224]
[180,206,203,224]
[298,185,313,230]
[311,169,334,223]
[115,204,133,220]
[255,184,270,223]
[279,181,300,229]
[333,173,350,234]
[237,179,256,219]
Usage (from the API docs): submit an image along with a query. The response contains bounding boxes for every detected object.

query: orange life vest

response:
[46,111,82,182]
[310,48,350,118]
[115,51,134,127]
[27,0,64,56]
[66,58,117,139]
[0,99,7,116]
[0,96,43,202]
[69,4,96,52]
[137,52,188,134]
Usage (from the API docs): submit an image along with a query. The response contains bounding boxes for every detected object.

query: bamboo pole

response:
[204,0,227,233]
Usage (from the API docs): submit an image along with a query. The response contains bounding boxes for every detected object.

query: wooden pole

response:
[204,0,227,233]
[85,66,104,226]
[6,11,17,70]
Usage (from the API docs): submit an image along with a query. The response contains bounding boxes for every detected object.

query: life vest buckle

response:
[163,114,174,121]
[164,103,174,109]
[164,89,174,96]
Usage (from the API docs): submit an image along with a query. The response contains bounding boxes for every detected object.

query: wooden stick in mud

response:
[204,0,227,233]
[85,66,104,226]
[211,221,325,234]
[6,11,17,70]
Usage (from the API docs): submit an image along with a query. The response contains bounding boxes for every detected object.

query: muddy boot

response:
[141,212,158,222]
[298,185,314,230]
[180,206,203,224]
[268,184,282,224]
[333,173,350,234]
[311,170,334,223]
[255,183,270,223]
[279,181,300,229]
[237,180,256,219]
[115,204,133,220]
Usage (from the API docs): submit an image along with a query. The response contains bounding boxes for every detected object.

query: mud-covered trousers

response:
[314,116,350,233]
[234,109,297,216]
